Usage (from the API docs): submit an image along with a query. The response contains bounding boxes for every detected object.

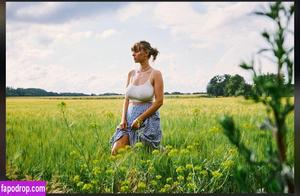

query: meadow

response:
[5,96,294,193]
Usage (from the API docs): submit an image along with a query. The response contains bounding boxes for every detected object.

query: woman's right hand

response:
[118,120,127,130]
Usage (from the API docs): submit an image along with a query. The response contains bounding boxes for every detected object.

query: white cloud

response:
[117,3,144,22]
[96,29,117,40]
[16,2,62,18]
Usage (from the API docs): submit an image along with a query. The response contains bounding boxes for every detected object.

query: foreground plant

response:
[219,1,294,193]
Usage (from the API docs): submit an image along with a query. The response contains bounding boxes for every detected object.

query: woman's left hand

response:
[131,118,143,130]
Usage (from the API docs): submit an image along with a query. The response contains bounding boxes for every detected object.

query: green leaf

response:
[240,62,253,70]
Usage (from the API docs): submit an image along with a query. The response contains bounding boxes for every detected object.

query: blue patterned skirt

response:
[110,102,162,149]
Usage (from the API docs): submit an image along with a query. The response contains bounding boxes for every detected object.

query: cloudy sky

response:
[6,2,294,94]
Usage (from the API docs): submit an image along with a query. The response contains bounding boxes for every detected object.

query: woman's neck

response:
[139,61,151,72]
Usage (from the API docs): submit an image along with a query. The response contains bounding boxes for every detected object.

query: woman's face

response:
[132,49,148,63]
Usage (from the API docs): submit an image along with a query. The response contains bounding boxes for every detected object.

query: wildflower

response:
[105,168,114,175]
[173,181,179,186]
[186,164,193,170]
[166,145,173,150]
[91,180,98,185]
[168,149,178,157]
[187,145,193,150]
[152,149,160,155]
[92,159,99,165]
[121,180,129,186]
[77,182,84,187]
[156,175,162,180]
[134,142,143,148]
[166,177,172,184]
[187,182,196,190]
[73,175,80,183]
[212,170,223,178]
[164,184,171,190]
[176,166,185,174]
[200,170,208,177]
[177,175,184,182]
[92,167,101,176]
[221,160,234,170]
[150,180,158,186]
[146,159,151,165]
[137,182,146,191]
[120,185,129,192]
[148,166,154,173]
[194,165,202,172]
[180,149,189,155]
[187,176,193,181]
[82,183,93,192]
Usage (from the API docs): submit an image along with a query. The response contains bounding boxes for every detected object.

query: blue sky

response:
[6,2,294,94]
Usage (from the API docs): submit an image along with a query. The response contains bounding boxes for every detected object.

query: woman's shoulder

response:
[152,68,162,77]
[128,69,136,77]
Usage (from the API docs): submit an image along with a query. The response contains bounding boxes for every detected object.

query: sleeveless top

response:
[125,69,154,102]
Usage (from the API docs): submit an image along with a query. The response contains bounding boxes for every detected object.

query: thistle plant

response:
[219,1,294,193]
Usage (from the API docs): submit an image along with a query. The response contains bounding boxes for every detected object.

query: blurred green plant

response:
[219,1,294,193]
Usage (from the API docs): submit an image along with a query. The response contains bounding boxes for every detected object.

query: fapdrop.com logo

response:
[0,181,46,196]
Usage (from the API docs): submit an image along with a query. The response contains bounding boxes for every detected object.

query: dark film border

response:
[0,1,299,196]
[0,2,6,181]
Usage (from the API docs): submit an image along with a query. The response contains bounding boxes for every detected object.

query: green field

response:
[6,96,294,193]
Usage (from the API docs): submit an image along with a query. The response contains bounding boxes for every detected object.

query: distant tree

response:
[171,92,182,95]
[224,74,246,96]
[206,74,231,97]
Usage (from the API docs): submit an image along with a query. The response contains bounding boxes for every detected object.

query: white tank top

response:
[125,69,154,102]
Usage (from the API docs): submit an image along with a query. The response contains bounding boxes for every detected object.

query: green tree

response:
[224,74,246,96]
[207,74,231,97]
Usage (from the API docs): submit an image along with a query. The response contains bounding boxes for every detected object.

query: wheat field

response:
[6,96,294,193]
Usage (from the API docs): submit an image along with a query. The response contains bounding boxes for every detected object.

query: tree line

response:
[206,73,293,97]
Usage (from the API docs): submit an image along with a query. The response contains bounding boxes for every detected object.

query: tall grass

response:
[6,97,294,193]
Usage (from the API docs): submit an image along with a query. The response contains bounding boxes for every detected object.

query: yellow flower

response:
[176,166,185,174]
[156,175,162,180]
[92,167,101,176]
[166,177,172,184]
[77,182,83,187]
[200,170,208,176]
[152,149,160,155]
[137,182,146,191]
[194,165,202,172]
[151,180,158,186]
[212,170,223,178]
[168,149,178,157]
[166,145,173,150]
[186,164,193,170]
[134,142,143,148]
[187,183,196,190]
[177,175,184,181]
[120,185,129,192]
[221,160,234,170]
[73,175,80,183]
[180,149,189,155]
[82,183,93,192]
[187,145,193,150]
[105,168,114,175]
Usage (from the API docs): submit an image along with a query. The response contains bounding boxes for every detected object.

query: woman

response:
[110,40,164,155]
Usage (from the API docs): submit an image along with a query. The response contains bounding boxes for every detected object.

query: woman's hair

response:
[131,40,159,61]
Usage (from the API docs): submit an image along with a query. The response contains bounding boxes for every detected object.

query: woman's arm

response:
[131,70,164,129]
[119,70,133,129]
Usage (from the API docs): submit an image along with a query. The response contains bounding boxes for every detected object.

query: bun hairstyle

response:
[131,40,159,61]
